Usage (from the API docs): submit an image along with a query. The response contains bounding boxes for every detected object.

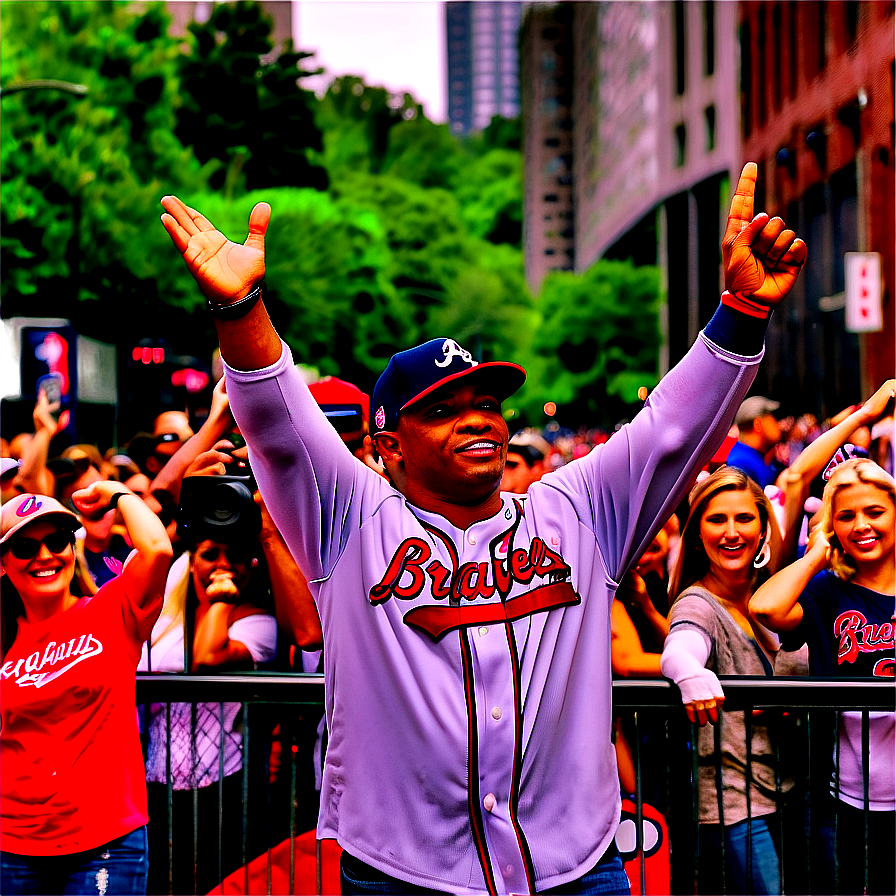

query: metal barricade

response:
[136,674,893,895]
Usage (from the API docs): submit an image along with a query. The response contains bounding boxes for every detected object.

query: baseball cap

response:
[309,377,369,435]
[507,432,551,467]
[735,396,781,427]
[47,444,104,480]
[371,338,526,434]
[1,493,80,546]
[1,457,21,478]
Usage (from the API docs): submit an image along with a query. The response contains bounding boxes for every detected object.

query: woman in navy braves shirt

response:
[751,458,895,895]
[0,487,171,895]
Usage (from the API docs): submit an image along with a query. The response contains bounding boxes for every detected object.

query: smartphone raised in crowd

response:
[36,372,63,423]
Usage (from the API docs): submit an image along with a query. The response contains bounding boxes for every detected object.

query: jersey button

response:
[483,793,496,812]
[468,534,476,545]
[478,626,489,637]
[491,706,502,720]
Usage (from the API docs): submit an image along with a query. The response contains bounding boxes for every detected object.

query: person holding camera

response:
[138,466,278,896]
[1,484,171,895]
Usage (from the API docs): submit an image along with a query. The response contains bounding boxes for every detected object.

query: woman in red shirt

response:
[1,484,171,895]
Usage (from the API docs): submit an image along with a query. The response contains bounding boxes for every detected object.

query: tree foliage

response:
[0,0,206,344]
[523,261,662,426]
[174,0,327,193]
[1,0,660,431]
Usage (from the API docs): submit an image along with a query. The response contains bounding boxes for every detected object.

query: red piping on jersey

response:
[459,628,500,895]
[504,621,537,892]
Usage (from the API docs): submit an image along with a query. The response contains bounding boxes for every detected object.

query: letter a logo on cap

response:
[434,339,477,369]
[17,496,43,517]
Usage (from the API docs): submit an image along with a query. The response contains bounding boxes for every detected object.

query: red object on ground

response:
[615,799,671,896]
[210,807,670,895]
[207,830,342,895]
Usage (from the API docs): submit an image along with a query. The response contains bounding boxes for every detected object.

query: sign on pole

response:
[845,252,883,333]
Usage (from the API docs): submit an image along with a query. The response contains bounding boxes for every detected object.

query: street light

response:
[0,79,88,99]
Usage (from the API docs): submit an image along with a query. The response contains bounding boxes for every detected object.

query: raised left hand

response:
[71,480,127,520]
[722,162,807,307]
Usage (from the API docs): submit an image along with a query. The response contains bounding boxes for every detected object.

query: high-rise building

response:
[446,1,522,135]
[521,1,893,415]
[520,3,575,288]
[522,2,739,373]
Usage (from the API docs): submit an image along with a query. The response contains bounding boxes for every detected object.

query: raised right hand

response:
[160,196,270,303]
[858,378,896,423]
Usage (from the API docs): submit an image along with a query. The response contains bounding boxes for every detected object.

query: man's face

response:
[501,451,535,494]
[758,414,781,449]
[393,382,508,504]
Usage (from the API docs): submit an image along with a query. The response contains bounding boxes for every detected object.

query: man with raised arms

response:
[161,164,806,895]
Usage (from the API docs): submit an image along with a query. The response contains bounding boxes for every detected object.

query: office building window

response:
[674,0,686,95]
[772,4,782,110]
[845,1,860,48]
[703,1,715,76]
[674,123,687,167]
[740,22,752,137]
[704,105,717,151]
[757,8,767,126]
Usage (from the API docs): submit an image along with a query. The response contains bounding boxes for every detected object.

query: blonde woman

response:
[750,458,894,895]
[660,467,788,894]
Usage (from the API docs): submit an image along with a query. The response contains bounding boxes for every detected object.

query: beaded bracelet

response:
[207,281,264,320]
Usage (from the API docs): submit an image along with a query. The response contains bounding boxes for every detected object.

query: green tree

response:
[380,115,465,191]
[315,76,420,178]
[523,260,662,427]
[454,149,523,246]
[1,0,205,345]
[175,0,327,193]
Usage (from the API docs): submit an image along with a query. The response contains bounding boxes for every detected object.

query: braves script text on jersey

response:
[226,330,760,894]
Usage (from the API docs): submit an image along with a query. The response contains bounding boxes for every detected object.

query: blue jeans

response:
[809,793,895,895]
[340,844,630,895]
[0,826,148,895]
[700,816,781,895]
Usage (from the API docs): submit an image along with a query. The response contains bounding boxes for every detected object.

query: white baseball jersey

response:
[226,329,760,894]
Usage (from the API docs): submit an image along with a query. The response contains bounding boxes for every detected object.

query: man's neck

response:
[402,484,503,530]
[739,435,768,454]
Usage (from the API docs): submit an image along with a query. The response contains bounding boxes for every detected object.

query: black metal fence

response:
[135,675,893,895]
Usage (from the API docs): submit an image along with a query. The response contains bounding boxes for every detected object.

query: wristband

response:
[108,491,131,510]
[207,282,264,320]
[721,290,772,319]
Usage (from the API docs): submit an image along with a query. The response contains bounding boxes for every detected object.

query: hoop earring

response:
[753,536,771,569]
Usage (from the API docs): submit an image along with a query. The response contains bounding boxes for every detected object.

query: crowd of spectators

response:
[1,373,893,895]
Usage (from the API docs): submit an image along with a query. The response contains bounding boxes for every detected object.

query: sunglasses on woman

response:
[4,530,75,560]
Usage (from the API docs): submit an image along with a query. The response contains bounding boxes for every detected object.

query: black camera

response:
[177,472,261,546]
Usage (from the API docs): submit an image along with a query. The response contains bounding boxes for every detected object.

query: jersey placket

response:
[460,525,532,895]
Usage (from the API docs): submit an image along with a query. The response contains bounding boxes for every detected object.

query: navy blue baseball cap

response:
[371,338,526,433]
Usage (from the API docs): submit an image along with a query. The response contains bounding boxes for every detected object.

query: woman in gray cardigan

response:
[661,467,790,895]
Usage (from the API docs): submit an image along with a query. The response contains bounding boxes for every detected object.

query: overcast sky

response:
[294,1,447,122]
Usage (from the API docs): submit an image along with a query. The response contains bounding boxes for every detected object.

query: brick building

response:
[739,0,894,411]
